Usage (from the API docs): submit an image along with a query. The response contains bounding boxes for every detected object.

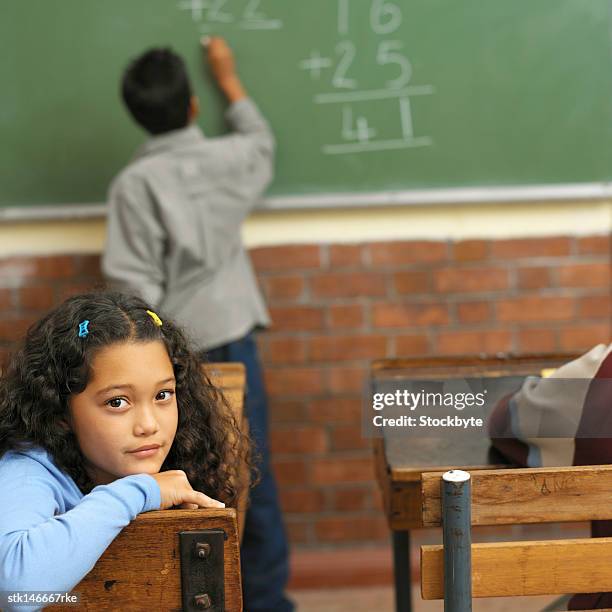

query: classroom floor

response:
[288,586,566,612]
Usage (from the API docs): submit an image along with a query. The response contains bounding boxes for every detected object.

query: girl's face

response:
[68,340,179,486]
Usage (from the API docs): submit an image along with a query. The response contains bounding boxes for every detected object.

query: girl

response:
[0,291,250,605]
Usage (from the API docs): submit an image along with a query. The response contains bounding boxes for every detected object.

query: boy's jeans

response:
[205,332,294,612]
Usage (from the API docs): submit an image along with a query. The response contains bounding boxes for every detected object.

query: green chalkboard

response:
[2,0,612,209]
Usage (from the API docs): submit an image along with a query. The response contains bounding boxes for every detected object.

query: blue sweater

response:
[0,446,161,611]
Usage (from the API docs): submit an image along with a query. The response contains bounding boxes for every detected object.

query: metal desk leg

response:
[392,530,412,612]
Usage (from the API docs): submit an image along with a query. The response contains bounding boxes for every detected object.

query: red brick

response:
[329,244,363,267]
[34,256,77,279]
[251,245,321,271]
[270,426,328,454]
[577,235,611,255]
[372,303,449,328]
[457,302,492,324]
[264,276,305,301]
[269,400,308,423]
[0,288,13,310]
[289,545,394,588]
[76,254,102,277]
[393,271,430,294]
[331,426,369,451]
[328,304,364,329]
[517,328,558,353]
[311,272,386,298]
[265,367,325,396]
[308,335,388,362]
[578,295,611,319]
[280,488,326,513]
[497,297,575,322]
[269,306,324,331]
[285,520,312,544]
[315,516,388,542]
[309,397,362,423]
[0,257,37,279]
[332,487,373,511]
[452,240,490,262]
[558,263,610,288]
[369,241,448,267]
[0,317,37,342]
[517,267,553,290]
[327,367,367,394]
[559,324,611,351]
[395,334,429,356]
[264,337,307,364]
[19,285,54,311]
[435,330,513,355]
[433,267,508,293]
[311,457,374,485]
[491,237,571,259]
[272,459,308,486]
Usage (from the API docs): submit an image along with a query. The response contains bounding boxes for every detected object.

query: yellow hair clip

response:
[146,310,163,327]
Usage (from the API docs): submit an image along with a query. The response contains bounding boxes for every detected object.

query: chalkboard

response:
[2,0,612,210]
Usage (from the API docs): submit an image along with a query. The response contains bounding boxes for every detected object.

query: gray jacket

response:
[102,98,273,349]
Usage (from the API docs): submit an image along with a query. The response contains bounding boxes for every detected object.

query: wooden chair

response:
[54,363,248,611]
[419,464,612,611]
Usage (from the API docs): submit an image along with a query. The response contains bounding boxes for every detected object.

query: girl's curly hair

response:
[0,291,252,506]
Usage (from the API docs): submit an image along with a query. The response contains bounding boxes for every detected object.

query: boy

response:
[489,342,612,609]
[102,38,293,612]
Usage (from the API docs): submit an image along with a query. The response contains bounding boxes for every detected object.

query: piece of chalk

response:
[200,36,211,47]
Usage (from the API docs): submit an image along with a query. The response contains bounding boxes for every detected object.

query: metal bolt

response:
[194,593,212,609]
[196,542,211,559]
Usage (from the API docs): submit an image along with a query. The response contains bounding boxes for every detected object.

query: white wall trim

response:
[2,182,612,222]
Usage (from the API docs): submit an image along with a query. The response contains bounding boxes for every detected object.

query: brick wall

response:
[0,235,610,548]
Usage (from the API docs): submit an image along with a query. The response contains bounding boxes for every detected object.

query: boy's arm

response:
[0,460,160,599]
[488,344,612,468]
[102,177,166,308]
[206,37,275,198]
[206,36,247,104]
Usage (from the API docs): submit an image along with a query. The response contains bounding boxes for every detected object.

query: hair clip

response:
[146,310,163,327]
[78,320,90,338]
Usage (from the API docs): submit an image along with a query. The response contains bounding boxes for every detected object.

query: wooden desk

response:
[372,353,579,612]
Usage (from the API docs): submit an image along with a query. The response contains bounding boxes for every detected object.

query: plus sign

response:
[178,0,209,21]
[299,50,333,80]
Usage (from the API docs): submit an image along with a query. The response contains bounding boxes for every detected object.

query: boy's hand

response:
[205,36,236,83]
[152,470,225,510]
[202,36,247,103]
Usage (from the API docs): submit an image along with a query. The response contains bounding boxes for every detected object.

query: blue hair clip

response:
[78,320,90,338]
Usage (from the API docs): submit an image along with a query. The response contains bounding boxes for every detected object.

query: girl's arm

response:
[0,455,160,599]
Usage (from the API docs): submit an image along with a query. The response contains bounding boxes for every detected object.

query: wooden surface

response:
[421,536,612,599]
[374,437,503,529]
[204,363,249,541]
[422,464,612,527]
[371,353,578,529]
[56,509,242,611]
[372,353,579,379]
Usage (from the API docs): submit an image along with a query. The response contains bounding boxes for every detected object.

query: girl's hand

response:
[152,470,225,510]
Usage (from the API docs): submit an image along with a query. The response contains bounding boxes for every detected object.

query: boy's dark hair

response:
[121,48,192,135]
[0,291,253,505]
